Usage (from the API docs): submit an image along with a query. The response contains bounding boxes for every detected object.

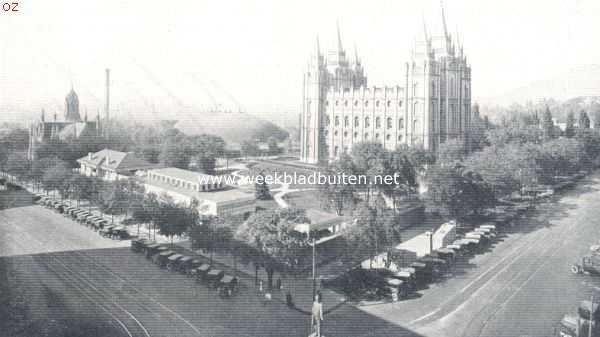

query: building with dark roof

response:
[27,87,101,160]
[77,148,157,181]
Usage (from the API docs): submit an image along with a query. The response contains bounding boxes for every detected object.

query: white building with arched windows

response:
[300,5,472,164]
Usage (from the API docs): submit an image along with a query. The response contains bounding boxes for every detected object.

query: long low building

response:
[142,167,255,218]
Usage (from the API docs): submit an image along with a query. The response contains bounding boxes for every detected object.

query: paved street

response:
[0,189,420,337]
[4,173,600,337]
[362,173,600,337]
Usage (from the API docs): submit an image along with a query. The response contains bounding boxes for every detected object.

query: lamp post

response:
[311,236,317,300]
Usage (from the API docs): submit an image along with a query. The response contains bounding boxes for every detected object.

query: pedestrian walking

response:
[311,294,323,337]
[259,280,263,293]
[276,277,282,290]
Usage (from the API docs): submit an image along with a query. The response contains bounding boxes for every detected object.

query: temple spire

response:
[441,1,450,40]
[336,20,344,53]
[354,44,360,64]
[316,34,321,56]
[422,15,429,41]
[41,108,45,122]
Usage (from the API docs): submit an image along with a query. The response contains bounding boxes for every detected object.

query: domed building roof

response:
[64,87,81,121]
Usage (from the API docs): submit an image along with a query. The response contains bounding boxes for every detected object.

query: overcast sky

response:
[1,0,599,122]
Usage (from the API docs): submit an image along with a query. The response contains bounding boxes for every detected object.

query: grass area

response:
[246,162,319,189]
[283,190,323,209]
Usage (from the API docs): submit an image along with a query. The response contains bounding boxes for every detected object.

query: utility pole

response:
[312,237,316,300]
[590,295,594,337]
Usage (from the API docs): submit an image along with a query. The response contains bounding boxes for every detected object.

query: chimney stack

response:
[105,68,110,123]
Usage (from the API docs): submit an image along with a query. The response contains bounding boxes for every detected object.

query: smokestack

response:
[105,69,110,122]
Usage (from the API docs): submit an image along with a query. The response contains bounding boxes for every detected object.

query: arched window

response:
[386,117,392,129]
[365,101,369,107]
[413,82,419,96]
[344,131,348,138]
[334,146,339,156]
[375,117,381,129]
[399,100,403,107]
[354,117,359,127]
[364,132,369,139]
[335,100,339,106]
[376,100,380,107]
[398,118,404,129]
[344,116,349,127]
[354,100,359,106]
[375,133,380,140]
[387,100,391,107]
[354,132,358,138]
[325,115,330,126]
[365,117,370,128]
[386,134,391,141]
[344,100,349,107]
[398,135,403,142]
[431,81,436,95]
[334,116,340,126]
[334,130,338,136]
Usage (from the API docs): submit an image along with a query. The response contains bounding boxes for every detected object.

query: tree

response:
[425,163,494,219]
[318,153,356,215]
[565,112,576,138]
[42,161,72,199]
[241,141,260,157]
[187,134,226,174]
[67,174,94,206]
[4,152,30,182]
[542,107,555,140]
[342,201,401,268]
[159,134,191,169]
[267,136,280,155]
[351,142,388,202]
[235,208,310,288]
[437,139,466,166]
[155,196,189,246]
[255,171,272,200]
[579,110,591,129]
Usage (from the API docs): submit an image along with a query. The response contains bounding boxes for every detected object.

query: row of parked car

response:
[131,238,239,298]
[34,194,129,240]
[384,203,531,300]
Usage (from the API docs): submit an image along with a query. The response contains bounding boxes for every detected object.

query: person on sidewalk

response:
[311,294,323,337]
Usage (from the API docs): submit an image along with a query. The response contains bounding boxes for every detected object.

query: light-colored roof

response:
[143,176,255,204]
[148,167,217,183]
[77,149,156,173]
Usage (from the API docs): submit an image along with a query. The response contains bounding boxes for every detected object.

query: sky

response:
[1,0,599,123]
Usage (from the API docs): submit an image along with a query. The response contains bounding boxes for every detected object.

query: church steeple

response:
[336,21,344,54]
[41,109,45,122]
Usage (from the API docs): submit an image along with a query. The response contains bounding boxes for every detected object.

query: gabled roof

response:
[77,149,156,173]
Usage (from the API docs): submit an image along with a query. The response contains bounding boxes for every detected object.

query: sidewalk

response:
[177,240,348,315]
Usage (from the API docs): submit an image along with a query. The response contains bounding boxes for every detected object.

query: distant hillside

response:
[174,111,289,144]
[479,64,600,107]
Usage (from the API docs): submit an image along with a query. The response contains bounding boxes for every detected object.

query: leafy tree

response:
[42,161,72,199]
[187,134,226,174]
[565,112,576,138]
[437,139,466,166]
[342,201,401,268]
[4,152,30,182]
[425,163,495,219]
[255,171,272,200]
[235,208,310,288]
[382,148,418,210]
[67,174,94,206]
[318,153,356,215]
[579,110,591,129]
[241,141,260,157]
[267,136,280,155]
[155,195,189,246]
[542,107,555,140]
[351,142,388,202]
[159,134,191,169]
